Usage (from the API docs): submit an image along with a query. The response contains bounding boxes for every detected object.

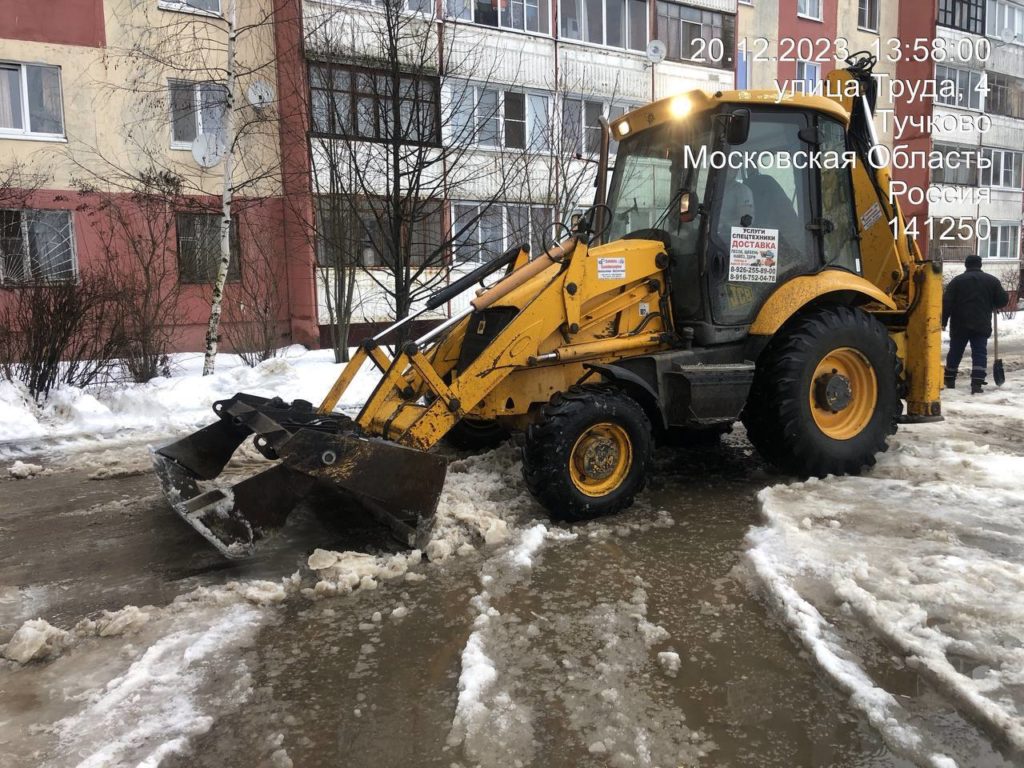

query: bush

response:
[0,274,124,399]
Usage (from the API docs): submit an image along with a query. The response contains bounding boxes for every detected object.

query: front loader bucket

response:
[152,394,447,558]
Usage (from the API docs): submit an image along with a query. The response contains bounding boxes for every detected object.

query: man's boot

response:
[971,378,984,395]
[944,370,957,389]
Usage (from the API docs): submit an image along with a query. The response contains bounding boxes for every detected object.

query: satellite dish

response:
[646,40,667,65]
[192,132,226,168]
[247,80,274,109]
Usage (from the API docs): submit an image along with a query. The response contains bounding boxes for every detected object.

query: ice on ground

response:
[8,460,44,478]
[2,618,70,664]
[657,651,681,677]
[55,601,264,768]
[306,549,422,597]
[748,385,1024,761]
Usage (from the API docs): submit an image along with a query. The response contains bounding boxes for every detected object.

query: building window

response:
[980,147,1024,189]
[981,222,1020,260]
[934,65,986,111]
[170,80,227,148]
[309,64,440,146]
[988,0,1024,41]
[559,0,648,51]
[938,0,986,34]
[176,213,240,283]
[561,97,630,155]
[452,202,555,263]
[931,144,980,186]
[795,61,821,93]
[656,3,735,69]
[858,0,879,30]
[453,86,550,150]
[0,63,64,139]
[447,0,550,34]
[318,199,443,269]
[797,0,822,20]
[0,209,75,284]
[158,0,222,13]
[987,72,1024,119]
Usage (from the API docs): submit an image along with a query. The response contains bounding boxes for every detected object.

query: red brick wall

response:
[0,0,106,48]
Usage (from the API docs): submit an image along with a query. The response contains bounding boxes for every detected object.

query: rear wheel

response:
[523,386,652,522]
[741,305,899,476]
[443,417,509,451]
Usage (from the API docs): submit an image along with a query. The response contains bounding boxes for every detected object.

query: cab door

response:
[706,108,820,327]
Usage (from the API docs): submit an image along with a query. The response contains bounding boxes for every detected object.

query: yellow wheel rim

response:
[808,347,878,441]
[569,422,633,497]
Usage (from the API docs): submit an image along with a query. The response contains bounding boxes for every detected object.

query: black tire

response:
[741,305,899,477]
[522,386,653,522]
[443,417,509,451]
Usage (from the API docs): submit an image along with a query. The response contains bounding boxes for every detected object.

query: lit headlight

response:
[616,121,631,137]
[669,96,691,118]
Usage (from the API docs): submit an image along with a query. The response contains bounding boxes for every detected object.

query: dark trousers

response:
[946,328,989,382]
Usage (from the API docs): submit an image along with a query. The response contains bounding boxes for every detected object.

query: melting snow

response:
[748,369,1024,762]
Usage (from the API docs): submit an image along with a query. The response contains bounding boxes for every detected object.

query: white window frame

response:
[559,0,649,52]
[858,0,879,31]
[461,85,551,151]
[934,64,987,111]
[987,0,1024,43]
[0,209,77,284]
[797,0,823,21]
[169,79,227,150]
[794,60,821,94]
[981,221,1021,260]
[0,62,65,141]
[451,201,556,263]
[157,0,223,17]
[562,96,634,156]
[447,0,552,36]
[981,147,1024,190]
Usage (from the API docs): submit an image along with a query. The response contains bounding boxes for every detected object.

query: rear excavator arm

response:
[823,57,944,421]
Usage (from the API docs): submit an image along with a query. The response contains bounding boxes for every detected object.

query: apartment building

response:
[0,0,319,350]
[1,0,738,351]
[297,0,737,335]
[929,0,1024,299]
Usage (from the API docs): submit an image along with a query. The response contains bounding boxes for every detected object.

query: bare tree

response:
[303,0,537,337]
[75,171,188,382]
[73,0,288,374]
[222,214,287,366]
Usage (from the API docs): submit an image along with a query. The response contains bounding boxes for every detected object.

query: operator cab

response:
[604,97,861,346]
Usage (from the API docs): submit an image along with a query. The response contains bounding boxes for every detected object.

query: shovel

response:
[993,311,1005,387]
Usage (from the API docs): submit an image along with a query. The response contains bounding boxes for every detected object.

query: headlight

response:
[616,121,631,137]
[669,96,691,118]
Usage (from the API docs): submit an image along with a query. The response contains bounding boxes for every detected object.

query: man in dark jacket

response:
[942,255,1010,394]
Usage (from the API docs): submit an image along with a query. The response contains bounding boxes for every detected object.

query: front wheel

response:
[522,386,653,522]
[741,305,899,477]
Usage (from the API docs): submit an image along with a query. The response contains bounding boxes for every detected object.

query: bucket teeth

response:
[151,393,446,558]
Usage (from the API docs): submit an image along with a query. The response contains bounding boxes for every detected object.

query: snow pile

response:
[7,459,43,479]
[306,444,540,594]
[748,390,1024,761]
[305,549,423,597]
[0,346,379,454]
[448,524,550,765]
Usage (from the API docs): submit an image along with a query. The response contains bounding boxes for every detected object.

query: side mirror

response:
[726,109,751,146]
[679,190,699,224]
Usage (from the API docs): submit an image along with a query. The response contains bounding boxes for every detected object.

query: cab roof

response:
[609,88,851,140]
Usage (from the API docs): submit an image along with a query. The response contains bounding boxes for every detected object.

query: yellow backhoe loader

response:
[153,54,943,558]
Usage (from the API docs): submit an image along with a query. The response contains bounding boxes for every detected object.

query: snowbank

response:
[0,347,378,455]
[748,378,1024,760]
